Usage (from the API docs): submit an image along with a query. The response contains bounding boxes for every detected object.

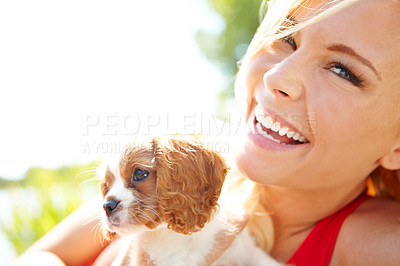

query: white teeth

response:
[278,127,289,136]
[293,133,300,141]
[299,136,306,142]
[261,116,273,129]
[271,122,280,132]
[287,131,295,138]
[254,104,308,143]
[256,122,281,144]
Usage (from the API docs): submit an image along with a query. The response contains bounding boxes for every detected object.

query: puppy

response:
[100,136,280,265]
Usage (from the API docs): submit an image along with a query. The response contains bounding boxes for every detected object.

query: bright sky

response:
[0,0,227,180]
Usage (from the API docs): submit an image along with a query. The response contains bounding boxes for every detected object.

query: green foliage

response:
[196,0,265,113]
[0,162,99,255]
[197,0,263,76]
[0,176,18,188]
[1,1,271,256]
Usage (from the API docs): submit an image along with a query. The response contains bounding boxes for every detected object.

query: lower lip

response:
[247,118,310,152]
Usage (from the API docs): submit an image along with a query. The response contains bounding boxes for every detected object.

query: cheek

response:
[126,182,158,214]
[238,51,284,104]
[105,178,132,203]
[106,176,158,210]
[314,92,395,152]
[303,95,397,182]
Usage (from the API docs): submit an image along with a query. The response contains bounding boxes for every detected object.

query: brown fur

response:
[101,135,229,240]
[100,166,115,198]
[153,136,228,234]
[103,228,118,241]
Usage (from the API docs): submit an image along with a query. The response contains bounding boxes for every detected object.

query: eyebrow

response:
[327,44,381,80]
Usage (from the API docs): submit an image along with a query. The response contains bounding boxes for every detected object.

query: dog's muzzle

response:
[103,198,120,217]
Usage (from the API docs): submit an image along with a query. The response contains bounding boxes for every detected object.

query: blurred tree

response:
[196,0,266,116]
[0,162,99,255]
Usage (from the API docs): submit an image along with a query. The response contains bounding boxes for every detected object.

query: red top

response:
[287,193,370,266]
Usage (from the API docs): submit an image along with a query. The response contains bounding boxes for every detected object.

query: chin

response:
[233,135,307,188]
[233,131,279,184]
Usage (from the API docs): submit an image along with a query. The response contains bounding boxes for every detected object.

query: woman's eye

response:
[131,168,150,182]
[282,35,297,50]
[330,63,363,87]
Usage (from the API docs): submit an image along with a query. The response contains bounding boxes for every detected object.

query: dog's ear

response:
[153,136,228,235]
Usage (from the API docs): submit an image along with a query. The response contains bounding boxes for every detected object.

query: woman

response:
[14,0,400,265]
[234,0,400,264]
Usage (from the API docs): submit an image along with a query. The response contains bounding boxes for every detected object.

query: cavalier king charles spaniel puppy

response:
[100,136,279,266]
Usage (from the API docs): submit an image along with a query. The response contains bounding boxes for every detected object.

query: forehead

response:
[120,142,154,169]
[297,0,400,83]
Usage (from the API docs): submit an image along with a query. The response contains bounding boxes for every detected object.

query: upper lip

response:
[254,103,310,141]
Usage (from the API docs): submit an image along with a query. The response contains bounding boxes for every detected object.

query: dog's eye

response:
[131,168,150,182]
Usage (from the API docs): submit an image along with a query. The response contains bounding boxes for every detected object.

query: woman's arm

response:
[12,196,109,266]
[13,197,249,266]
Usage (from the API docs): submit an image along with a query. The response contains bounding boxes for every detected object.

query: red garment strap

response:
[287,193,370,266]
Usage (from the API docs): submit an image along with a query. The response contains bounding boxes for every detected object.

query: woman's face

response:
[235,0,400,190]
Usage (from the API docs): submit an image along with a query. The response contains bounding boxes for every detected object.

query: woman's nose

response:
[263,58,304,101]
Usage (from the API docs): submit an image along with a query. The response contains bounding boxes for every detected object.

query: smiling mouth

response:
[254,105,309,145]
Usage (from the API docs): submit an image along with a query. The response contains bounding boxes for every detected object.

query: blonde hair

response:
[234,0,400,251]
[223,170,275,252]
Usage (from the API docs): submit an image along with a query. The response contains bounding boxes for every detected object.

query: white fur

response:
[125,211,281,266]
[103,163,281,265]
[103,166,150,235]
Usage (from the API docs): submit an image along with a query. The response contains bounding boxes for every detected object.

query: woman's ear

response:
[379,144,400,170]
[153,136,228,235]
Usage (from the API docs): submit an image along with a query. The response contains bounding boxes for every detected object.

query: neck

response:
[259,181,366,259]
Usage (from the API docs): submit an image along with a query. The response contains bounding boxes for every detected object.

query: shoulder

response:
[332,197,400,265]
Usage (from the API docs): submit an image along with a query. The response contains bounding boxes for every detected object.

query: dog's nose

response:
[103,199,120,216]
